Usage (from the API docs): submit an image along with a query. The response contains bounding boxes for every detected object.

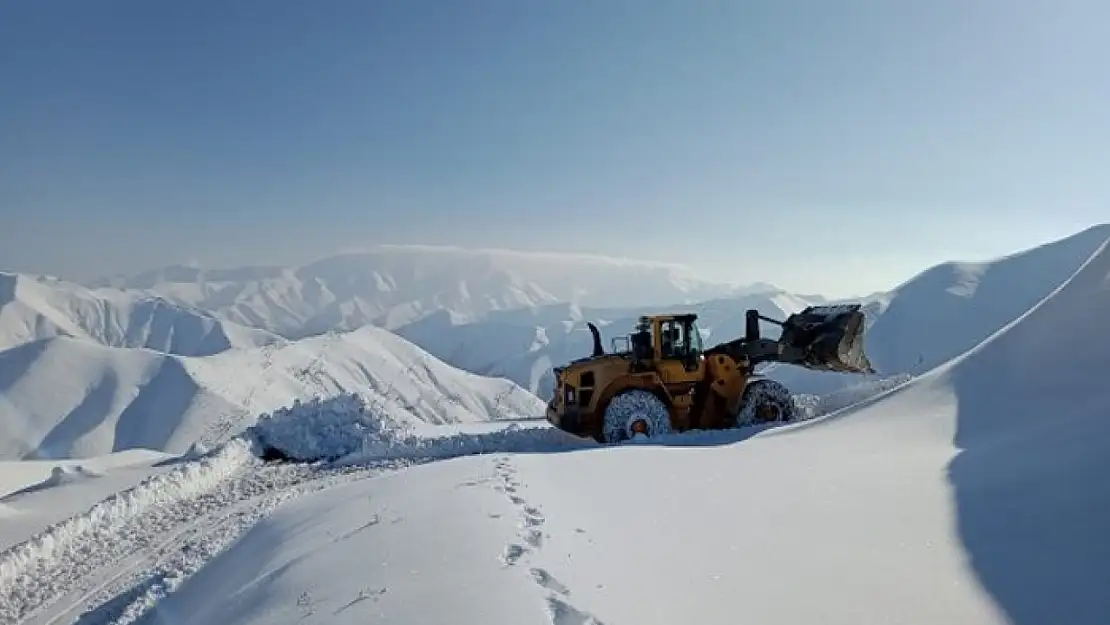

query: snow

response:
[250,394,414,462]
[862,223,1110,375]
[135,230,1109,624]
[3,225,1109,625]
[0,326,544,460]
[92,246,766,336]
[251,393,590,463]
[0,450,175,551]
[0,271,283,356]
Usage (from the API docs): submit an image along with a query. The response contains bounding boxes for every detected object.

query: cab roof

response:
[639,312,699,322]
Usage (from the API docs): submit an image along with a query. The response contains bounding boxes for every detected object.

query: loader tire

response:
[736,379,796,427]
[602,389,672,443]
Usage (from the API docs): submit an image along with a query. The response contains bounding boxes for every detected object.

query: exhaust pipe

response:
[587,322,605,357]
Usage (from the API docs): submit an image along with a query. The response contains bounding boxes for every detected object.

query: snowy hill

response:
[135,230,1110,625]
[92,245,766,336]
[863,223,1110,375]
[0,271,283,356]
[0,327,543,461]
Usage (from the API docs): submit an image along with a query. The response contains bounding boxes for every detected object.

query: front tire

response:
[736,379,796,427]
[602,389,672,443]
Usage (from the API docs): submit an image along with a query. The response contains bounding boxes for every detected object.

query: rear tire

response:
[736,379,796,427]
[602,389,672,443]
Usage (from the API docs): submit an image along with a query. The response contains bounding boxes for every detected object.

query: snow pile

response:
[250,394,414,462]
[250,393,592,463]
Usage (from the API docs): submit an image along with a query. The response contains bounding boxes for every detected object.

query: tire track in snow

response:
[0,440,412,625]
[491,456,605,625]
[72,463,395,625]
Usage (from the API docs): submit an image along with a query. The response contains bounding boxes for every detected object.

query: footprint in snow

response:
[502,543,526,566]
[530,568,570,596]
[546,596,606,625]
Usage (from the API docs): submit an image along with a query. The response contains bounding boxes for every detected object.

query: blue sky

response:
[2,0,1107,295]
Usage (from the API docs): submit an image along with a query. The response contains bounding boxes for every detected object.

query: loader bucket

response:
[779,305,874,374]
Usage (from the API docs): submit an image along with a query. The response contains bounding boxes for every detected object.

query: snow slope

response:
[0,271,283,356]
[0,326,543,461]
[862,223,1110,375]
[92,245,767,336]
[143,232,1110,624]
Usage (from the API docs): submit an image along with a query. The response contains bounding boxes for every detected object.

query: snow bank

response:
[792,373,913,419]
[0,440,254,623]
[250,393,593,464]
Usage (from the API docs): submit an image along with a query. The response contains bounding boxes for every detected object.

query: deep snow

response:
[139,233,1110,624]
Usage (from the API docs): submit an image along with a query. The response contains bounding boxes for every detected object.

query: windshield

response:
[687,319,705,354]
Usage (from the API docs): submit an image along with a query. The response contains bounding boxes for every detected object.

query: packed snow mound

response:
[92,245,772,336]
[250,394,414,462]
[250,393,588,463]
[0,271,283,356]
[0,326,544,460]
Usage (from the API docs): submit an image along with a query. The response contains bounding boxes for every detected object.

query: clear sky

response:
[2,0,1107,296]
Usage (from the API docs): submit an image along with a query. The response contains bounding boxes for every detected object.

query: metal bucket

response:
[780,305,875,374]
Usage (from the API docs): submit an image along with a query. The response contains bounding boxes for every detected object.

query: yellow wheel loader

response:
[545,305,874,443]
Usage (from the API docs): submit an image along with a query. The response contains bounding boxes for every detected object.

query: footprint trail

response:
[490,456,605,625]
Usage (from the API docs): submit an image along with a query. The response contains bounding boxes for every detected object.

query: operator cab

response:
[629,314,705,370]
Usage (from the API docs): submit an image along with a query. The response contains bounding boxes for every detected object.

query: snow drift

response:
[0,271,283,356]
[0,326,544,460]
[145,233,1110,625]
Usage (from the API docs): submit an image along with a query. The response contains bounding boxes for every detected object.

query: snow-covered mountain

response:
[118,224,1110,625]
[0,271,284,356]
[91,245,767,336]
[0,327,544,461]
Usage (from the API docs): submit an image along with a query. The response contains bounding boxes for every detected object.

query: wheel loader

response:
[545,304,874,443]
